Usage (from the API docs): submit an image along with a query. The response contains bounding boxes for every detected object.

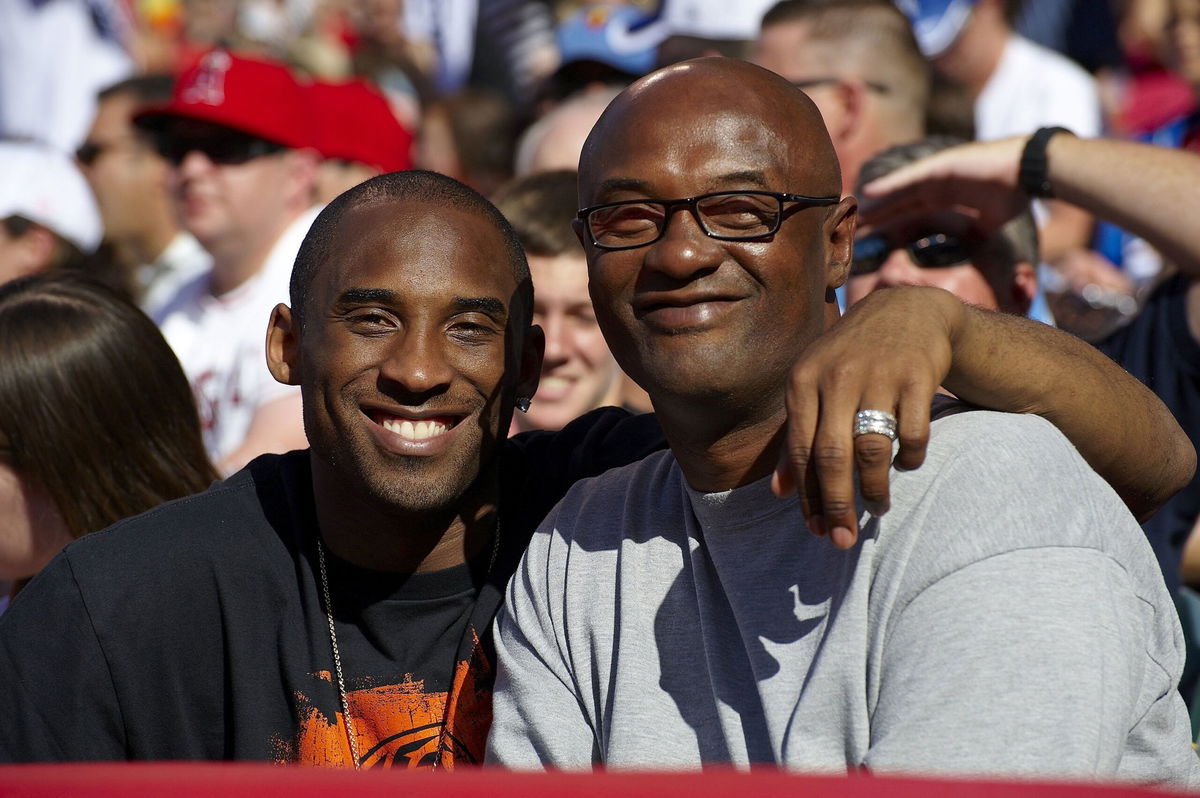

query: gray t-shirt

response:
[487,411,1200,785]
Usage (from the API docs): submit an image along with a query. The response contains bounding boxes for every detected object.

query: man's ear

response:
[825,196,858,290]
[826,78,867,144]
[266,303,302,386]
[516,323,545,405]
[284,148,322,209]
[1011,260,1038,316]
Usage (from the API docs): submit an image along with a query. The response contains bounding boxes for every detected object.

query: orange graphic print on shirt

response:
[281,631,494,769]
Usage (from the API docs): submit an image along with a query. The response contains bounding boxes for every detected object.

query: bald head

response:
[581,58,841,201]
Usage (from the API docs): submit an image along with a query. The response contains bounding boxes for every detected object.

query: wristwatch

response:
[1018,126,1073,198]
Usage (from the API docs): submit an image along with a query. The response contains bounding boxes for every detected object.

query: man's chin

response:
[363,474,475,518]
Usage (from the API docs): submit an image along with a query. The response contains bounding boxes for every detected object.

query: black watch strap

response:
[1018,126,1073,198]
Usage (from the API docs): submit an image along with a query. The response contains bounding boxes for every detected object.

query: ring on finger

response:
[853,409,898,441]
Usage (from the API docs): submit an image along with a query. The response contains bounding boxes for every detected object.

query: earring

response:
[515,397,532,413]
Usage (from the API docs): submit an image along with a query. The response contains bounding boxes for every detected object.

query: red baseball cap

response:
[307,79,413,173]
[135,49,313,149]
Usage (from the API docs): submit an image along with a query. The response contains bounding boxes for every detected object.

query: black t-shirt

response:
[1097,275,1200,596]
[281,544,495,767]
[0,407,665,766]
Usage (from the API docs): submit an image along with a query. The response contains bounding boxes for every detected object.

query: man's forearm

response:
[1048,135,1200,275]
[941,294,1195,520]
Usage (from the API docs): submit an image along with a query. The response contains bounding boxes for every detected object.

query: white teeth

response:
[381,417,449,441]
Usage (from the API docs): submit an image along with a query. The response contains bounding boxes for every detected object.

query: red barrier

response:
[0,764,1191,798]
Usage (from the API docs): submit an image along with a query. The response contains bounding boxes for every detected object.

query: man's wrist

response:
[1018,127,1074,198]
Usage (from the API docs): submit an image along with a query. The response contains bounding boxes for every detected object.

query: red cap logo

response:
[181,50,232,107]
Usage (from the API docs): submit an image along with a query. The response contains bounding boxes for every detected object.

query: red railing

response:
[0,764,1190,798]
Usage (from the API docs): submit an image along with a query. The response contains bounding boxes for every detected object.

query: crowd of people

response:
[2,0,1200,786]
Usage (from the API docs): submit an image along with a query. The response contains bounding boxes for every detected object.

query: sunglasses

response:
[153,131,285,166]
[851,232,973,276]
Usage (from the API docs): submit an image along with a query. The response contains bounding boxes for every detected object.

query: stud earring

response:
[515,396,532,413]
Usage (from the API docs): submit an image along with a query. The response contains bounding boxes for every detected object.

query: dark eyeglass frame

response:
[577,190,840,251]
[791,77,892,96]
[850,232,973,276]
[75,134,149,167]
[153,131,286,167]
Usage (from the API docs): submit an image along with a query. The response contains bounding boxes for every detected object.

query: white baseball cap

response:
[0,140,102,253]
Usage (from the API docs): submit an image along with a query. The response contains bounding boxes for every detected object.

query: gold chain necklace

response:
[315,522,501,770]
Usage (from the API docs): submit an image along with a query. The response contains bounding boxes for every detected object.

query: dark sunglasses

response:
[851,232,972,276]
[153,130,285,166]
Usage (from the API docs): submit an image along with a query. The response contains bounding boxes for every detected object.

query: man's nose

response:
[378,328,455,397]
[541,310,570,365]
[642,207,724,280]
[875,248,926,286]
[175,148,216,176]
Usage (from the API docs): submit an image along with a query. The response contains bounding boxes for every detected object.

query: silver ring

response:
[854,409,898,441]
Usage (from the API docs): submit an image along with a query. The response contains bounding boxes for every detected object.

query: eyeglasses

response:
[851,232,973,276]
[578,190,840,251]
[153,130,285,166]
[791,77,892,95]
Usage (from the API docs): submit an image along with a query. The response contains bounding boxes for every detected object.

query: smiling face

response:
[577,60,852,419]
[285,199,536,516]
[518,251,622,431]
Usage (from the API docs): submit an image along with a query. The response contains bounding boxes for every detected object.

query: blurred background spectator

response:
[492,170,630,432]
[78,74,212,318]
[0,272,216,612]
[513,85,620,176]
[849,135,1040,317]
[416,87,520,197]
[0,141,102,285]
[136,50,318,473]
[898,0,1102,327]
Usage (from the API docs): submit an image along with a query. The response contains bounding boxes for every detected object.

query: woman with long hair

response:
[0,272,217,604]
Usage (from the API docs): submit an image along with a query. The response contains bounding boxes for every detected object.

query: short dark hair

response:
[760,0,931,123]
[98,75,176,153]
[290,169,533,333]
[425,89,520,198]
[98,74,175,105]
[491,170,582,257]
[0,272,217,541]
